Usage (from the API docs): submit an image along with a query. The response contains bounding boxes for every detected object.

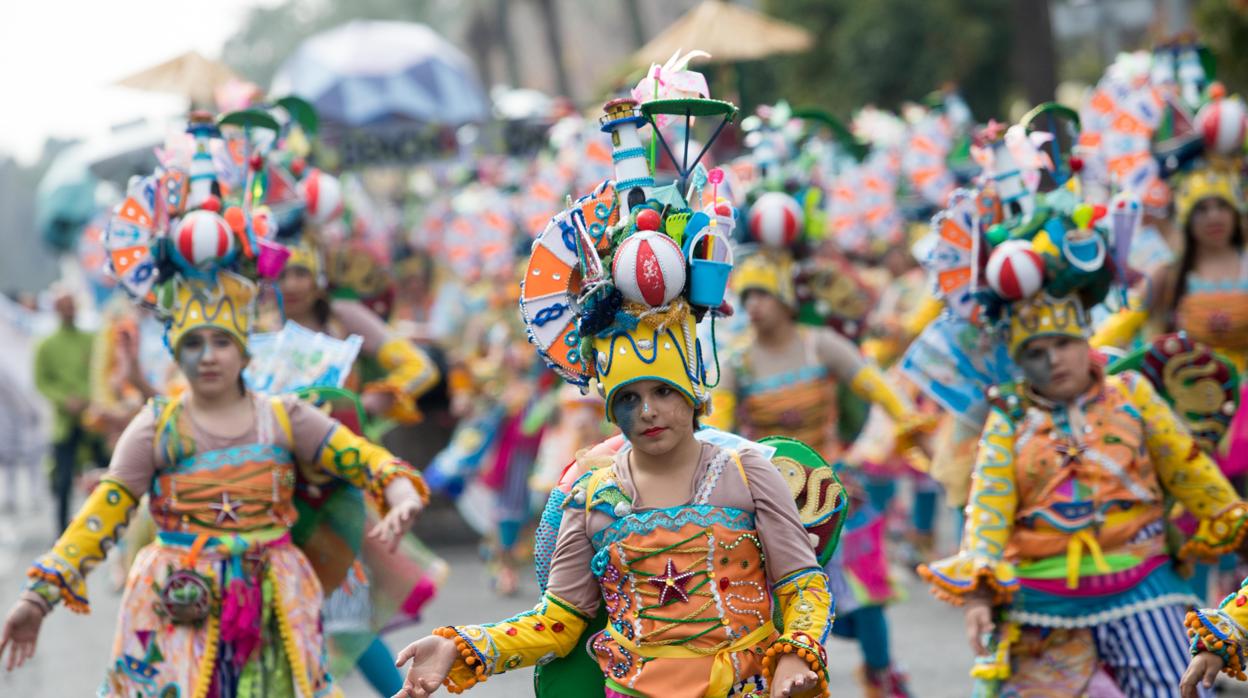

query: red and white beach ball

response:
[174,210,235,269]
[299,168,344,223]
[1196,96,1248,156]
[985,239,1045,301]
[748,192,803,248]
[612,231,687,307]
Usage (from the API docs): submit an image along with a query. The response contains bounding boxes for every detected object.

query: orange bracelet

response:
[762,632,829,697]
[432,626,489,693]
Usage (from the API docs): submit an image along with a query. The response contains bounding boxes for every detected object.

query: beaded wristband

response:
[762,633,829,697]
[1186,610,1248,681]
[433,626,490,693]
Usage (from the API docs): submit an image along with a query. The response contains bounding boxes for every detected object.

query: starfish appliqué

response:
[209,492,242,525]
[647,558,695,606]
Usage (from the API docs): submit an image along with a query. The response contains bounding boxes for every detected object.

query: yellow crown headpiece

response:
[592,302,709,423]
[1005,292,1091,358]
[1175,166,1244,227]
[166,271,258,355]
[286,238,324,285]
[731,250,797,309]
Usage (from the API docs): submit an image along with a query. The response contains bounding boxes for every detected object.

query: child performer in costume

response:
[705,195,928,697]
[916,184,1247,696]
[392,92,836,698]
[0,270,430,696]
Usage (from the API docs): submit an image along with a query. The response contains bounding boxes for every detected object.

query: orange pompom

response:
[223,206,246,234]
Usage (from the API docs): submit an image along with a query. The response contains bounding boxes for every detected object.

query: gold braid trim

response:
[271,565,316,698]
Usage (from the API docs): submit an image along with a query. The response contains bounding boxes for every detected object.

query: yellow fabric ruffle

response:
[26,477,138,613]
[436,592,590,693]
[363,337,440,424]
[918,553,1019,607]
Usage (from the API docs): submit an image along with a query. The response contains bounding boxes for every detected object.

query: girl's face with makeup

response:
[1017,335,1092,402]
[177,328,247,399]
[611,380,696,458]
[278,265,319,319]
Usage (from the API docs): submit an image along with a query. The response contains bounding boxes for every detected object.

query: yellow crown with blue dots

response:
[1176,167,1244,227]
[166,271,258,355]
[592,304,709,423]
[1005,292,1091,358]
[731,250,797,309]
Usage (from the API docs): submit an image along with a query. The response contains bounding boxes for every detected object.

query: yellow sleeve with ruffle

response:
[762,568,834,697]
[26,477,138,614]
[1090,308,1149,350]
[850,364,935,451]
[315,423,430,516]
[362,337,440,424]
[1120,373,1248,561]
[918,408,1019,606]
[1185,587,1248,681]
[432,592,590,693]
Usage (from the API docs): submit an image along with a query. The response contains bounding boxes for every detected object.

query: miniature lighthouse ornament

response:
[600,98,654,213]
[186,112,220,210]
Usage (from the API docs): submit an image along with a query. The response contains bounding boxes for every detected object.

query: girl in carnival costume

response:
[0,111,431,698]
[250,100,444,697]
[913,115,1248,697]
[392,83,839,697]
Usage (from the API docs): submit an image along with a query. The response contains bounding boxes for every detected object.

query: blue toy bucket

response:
[685,228,734,308]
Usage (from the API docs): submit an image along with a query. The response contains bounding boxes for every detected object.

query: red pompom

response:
[635,208,661,231]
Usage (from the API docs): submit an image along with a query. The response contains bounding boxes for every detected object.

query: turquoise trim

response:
[172,443,292,475]
[1010,563,1197,623]
[612,147,647,162]
[590,504,754,551]
[738,364,829,397]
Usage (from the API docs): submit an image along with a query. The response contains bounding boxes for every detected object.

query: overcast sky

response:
[0,0,280,164]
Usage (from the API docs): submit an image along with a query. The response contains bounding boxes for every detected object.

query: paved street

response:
[1,484,1244,697]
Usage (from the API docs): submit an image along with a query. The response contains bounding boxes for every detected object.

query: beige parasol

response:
[631,0,813,66]
[116,51,241,107]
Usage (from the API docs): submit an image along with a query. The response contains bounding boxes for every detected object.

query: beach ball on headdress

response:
[612,231,687,307]
[1195,92,1248,156]
[173,210,235,270]
[985,239,1046,301]
[298,168,344,223]
[748,192,803,248]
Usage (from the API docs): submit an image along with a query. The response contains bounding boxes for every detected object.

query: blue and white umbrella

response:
[271,20,488,127]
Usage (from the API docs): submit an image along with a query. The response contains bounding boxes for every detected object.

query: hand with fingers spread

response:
[371,477,425,553]
[0,598,45,672]
[391,635,458,698]
[770,652,820,696]
[964,596,995,656]
[1180,652,1224,698]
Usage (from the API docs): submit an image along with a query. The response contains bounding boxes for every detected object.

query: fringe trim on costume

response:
[270,566,316,698]
[433,626,488,694]
[1187,610,1248,681]
[25,568,88,614]
[191,613,220,698]
[762,636,830,697]
[917,563,1017,607]
[1179,503,1248,562]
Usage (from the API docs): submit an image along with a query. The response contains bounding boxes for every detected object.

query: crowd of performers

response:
[1,36,1248,698]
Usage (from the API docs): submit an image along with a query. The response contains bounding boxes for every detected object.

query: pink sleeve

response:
[740,449,820,583]
[280,395,338,466]
[543,505,602,616]
[330,299,393,355]
[105,407,158,497]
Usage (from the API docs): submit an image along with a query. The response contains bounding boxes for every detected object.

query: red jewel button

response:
[552,622,565,633]
[718,577,730,591]
[534,623,545,631]
[506,627,517,636]
[1237,595,1247,607]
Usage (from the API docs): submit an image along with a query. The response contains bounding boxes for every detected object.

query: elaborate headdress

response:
[103,109,288,355]
[520,69,740,424]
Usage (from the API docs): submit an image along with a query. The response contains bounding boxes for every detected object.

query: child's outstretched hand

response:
[392,635,458,698]
[1180,651,1224,698]
[771,652,820,697]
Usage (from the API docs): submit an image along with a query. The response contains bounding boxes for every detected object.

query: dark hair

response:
[1169,199,1246,322]
[312,296,332,327]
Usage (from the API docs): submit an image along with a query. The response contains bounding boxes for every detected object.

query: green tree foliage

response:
[1194,0,1248,96]
[759,0,1014,119]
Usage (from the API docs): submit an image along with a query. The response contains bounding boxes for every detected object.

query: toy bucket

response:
[685,229,734,308]
[256,238,292,279]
